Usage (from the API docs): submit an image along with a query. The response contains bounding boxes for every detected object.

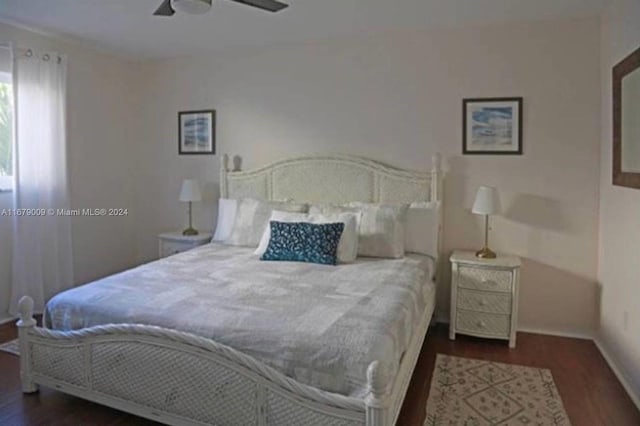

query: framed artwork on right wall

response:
[463,97,523,155]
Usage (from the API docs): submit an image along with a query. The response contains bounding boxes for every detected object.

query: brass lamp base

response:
[182,227,199,236]
[475,247,496,259]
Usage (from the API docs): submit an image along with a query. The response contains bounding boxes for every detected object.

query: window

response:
[0,70,12,191]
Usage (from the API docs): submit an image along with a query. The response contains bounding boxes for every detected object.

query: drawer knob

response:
[479,299,488,306]
[477,320,486,328]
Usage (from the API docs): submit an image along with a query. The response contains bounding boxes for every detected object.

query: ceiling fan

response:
[154,0,289,16]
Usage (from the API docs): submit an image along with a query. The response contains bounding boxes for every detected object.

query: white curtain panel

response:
[9,48,73,315]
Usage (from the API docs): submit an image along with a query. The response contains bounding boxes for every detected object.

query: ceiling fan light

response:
[171,0,213,15]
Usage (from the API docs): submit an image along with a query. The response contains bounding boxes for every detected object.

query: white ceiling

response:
[0,0,606,59]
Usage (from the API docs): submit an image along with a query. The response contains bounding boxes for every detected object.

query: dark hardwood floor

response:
[1,321,638,426]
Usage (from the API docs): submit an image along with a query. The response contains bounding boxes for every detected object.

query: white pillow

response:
[347,202,409,259]
[254,210,360,263]
[254,210,307,255]
[308,204,363,230]
[405,201,440,256]
[225,199,308,247]
[212,198,237,242]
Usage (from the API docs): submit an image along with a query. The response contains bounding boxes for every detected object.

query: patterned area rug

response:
[425,354,571,425]
[0,338,19,356]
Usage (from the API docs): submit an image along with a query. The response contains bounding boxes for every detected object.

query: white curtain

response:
[9,48,73,315]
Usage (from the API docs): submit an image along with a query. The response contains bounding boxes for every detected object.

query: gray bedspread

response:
[45,243,435,398]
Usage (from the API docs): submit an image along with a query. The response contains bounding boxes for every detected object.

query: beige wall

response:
[133,18,601,336]
[598,0,640,403]
[0,23,139,319]
[0,17,603,338]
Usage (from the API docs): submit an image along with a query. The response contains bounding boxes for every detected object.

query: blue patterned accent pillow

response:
[261,221,345,265]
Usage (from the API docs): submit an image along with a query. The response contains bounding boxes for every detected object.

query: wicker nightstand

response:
[158,231,212,258]
[449,251,521,348]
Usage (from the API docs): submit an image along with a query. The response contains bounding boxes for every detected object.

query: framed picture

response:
[178,110,216,155]
[463,97,523,155]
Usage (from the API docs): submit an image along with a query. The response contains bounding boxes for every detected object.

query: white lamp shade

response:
[179,179,202,202]
[472,186,500,215]
[172,0,213,14]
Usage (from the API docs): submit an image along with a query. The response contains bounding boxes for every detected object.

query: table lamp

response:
[472,186,500,259]
[179,179,202,236]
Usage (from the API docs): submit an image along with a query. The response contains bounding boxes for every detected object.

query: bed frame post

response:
[430,153,442,203]
[220,154,229,198]
[430,154,444,326]
[17,296,38,394]
[365,361,390,426]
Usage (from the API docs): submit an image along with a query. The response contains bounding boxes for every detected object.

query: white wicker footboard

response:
[17,296,398,426]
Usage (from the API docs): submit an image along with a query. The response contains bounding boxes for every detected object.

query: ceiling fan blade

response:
[153,0,175,16]
[229,0,289,13]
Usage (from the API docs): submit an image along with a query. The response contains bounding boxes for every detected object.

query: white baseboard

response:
[0,316,15,325]
[434,318,593,340]
[594,338,640,412]
[516,326,592,340]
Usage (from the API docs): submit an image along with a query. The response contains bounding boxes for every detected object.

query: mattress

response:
[45,243,436,398]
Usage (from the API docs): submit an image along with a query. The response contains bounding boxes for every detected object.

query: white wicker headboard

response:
[220,153,443,263]
[220,154,442,204]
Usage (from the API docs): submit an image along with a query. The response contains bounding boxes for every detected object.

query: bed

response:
[17,153,443,426]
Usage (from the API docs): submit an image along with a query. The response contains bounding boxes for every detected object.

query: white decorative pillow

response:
[308,204,363,230]
[254,210,307,254]
[347,202,409,259]
[405,201,440,256]
[212,198,238,242]
[225,199,308,247]
[254,210,360,263]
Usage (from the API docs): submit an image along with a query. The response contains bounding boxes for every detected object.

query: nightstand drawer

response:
[457,289,512,314]
[160,241,192,258]
[458,266,512,293]
[158,232,212,259]
[456,310,510,337]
